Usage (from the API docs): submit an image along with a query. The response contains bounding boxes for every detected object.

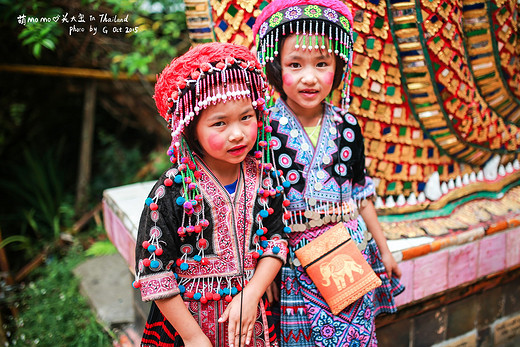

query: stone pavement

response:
[73,253,142,346]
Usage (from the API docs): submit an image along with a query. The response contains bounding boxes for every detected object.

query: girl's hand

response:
[183,334,213,347]
[218,288,259,346]
[265,281,280,303]
[381,250,402,279]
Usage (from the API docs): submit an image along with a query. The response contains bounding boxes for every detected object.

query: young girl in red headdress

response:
[133,43,290,347]
[253,0,404,346]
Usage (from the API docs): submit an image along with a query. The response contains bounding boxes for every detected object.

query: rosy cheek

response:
[249,124,258,143]
[324,71,335,86]
[282,73,294,86]
[206,134,225,151]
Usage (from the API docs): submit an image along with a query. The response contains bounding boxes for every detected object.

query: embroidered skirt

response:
[280,220,404,347]
[141,296,280,346]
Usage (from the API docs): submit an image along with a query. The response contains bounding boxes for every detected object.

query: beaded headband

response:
[252,0,355,108]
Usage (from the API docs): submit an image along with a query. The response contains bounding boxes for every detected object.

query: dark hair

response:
[265,24,346,100]
[183,114,203,157]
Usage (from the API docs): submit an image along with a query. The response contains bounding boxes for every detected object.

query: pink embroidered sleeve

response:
[139,271,180,301]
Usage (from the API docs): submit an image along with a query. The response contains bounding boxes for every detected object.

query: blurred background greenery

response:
[0,0,190,344]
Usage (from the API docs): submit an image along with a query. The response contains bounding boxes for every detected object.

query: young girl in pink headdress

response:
[253,0,404,345]
[133,42,290,347]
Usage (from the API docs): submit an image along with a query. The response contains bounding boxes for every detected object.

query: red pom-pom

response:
[268,208,274,215]
[252,251,260,259]
[155,247,163,256]
[194,225,202,233]
[284,211,291,220]
[185,291,194,299]
[132,280,141,289]
[143,258,151,267]
[225,295,233,303]
[150,203,158,211]
[283,199,290,207]
[176,258,183,266]
[142,241,150,249]
[213,293,221,301]
[164,178,173,186]
[201,258,209,265]
[206,292,214,300]
[198,239,207,248]
[200,296,208,304]
[194,171,202,179]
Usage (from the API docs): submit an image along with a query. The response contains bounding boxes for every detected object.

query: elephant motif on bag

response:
[319,253,364,291]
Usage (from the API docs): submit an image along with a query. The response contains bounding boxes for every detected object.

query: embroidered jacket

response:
[135,155,288,302]
[269,99,375,230]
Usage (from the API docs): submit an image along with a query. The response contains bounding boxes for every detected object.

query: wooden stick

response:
[71,202,103,234]
[14,250,48,283]
[0,64,156,82]
[75,81,97,212]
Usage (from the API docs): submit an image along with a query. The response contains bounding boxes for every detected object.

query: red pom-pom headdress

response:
[154,42,269,153]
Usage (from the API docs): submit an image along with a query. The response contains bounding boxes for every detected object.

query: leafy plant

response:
[0,0,64,59]
[1,0,189,73]
[0,145,75,261]
[8,246,114,346]
[109,9,188,75]
[90,129,147,197]
[85,240,117,256]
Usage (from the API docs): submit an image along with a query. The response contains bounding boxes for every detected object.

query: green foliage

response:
[91,129,146,196]
[8,247,113,346]
[0,145,75,260]
[1,0,64,59]
[108,3,188,75]
[149,148,174,177]
[85,240,117,256]
[2,0,189,73]
[18,12,63,58]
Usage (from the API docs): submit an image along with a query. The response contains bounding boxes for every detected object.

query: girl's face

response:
[195,96,258,177]
[280,34,336,117]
